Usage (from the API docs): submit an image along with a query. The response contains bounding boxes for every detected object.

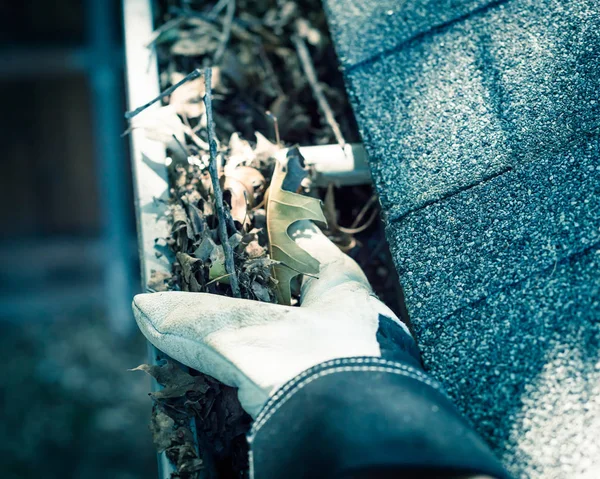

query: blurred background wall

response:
[0,1,156,477]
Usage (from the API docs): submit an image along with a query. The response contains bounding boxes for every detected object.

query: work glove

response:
[133,220,414,418]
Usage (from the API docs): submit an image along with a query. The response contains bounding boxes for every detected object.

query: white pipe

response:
[276,143,372,187]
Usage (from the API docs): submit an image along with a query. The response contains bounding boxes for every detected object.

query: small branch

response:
[214,0,236,65]
[205,272,233,287]
[338,207,379,234]
[186,127,210,151]
[266,111,281,146]
[125,69,202,119]
[207,0,229,19]
[224,206,238,235]
[350,194,378,229]
[203,67,241,298]
[171,133,190,158]
[145,16,185,48]
[168,7,215,28]
[258,44,283,96]
[292,33,346,149]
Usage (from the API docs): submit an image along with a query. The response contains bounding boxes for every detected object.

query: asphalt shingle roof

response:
[324,0,600,477]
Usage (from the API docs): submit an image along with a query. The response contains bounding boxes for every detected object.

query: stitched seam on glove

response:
[249,357,445,437]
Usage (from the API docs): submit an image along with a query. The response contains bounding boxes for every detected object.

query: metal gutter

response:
[123,0,200,477]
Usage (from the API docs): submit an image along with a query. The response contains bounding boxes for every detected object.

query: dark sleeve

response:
[247,355,510,479]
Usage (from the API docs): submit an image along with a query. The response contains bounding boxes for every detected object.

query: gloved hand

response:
[132,220,413,418]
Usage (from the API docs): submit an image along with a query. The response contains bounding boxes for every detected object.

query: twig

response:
[266,111,281,146]
[145,16,186,48]
[203,67,241,298]
[205,273,233,287]
[125,69,203,119]
[169,7,215,28]
[186,127,210,151]
[350,194,378,228]
[337,194,379,234]
[170,5,258,43]
[258,44,283,95]
[171,134,190,158]
[291,32,346,149]
[214,0,236,65]
[224,206,238,235]
[338,207,379,234]
[207,0,229,19]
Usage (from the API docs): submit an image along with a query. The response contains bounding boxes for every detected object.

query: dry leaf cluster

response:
[162,131,282,305]
[134,361,250,476]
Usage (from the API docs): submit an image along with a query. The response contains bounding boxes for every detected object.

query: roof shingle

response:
[324,0,600,476]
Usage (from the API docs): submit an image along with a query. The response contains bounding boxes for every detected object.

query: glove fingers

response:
[132,291,294,392]
[289,220,372,309]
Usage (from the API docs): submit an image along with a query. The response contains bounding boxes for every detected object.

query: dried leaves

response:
[148,269,172,292]
[131,362,210,401]
[150,407,177,453]
[153,0,359,145]
[166,133,277,301]
[133,360,251,476]
[267,147,326,304]
[130,105,188,162]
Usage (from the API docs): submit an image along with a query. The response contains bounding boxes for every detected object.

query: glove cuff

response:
[250,356,442,439]
[247,357,508,479]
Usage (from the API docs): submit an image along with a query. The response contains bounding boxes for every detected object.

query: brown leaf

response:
[178,457,204,474]
[169,72,206,119]
[190,236,228,284]
[266,148,327,304]
[222,177,249,227]
[150,406,176,453]
[226,166,266,203]
[251,281,271,302]
[148,270,171,292]
[172,203,188,226]
[244,257,279,275]
[227,133,255,170]
[176,252,204,292]
[185,203,207,239]
[245,240,265,258]
[171,203,195,253]
[253,132,280,163]
[228,233,243,250]
[131,362,210,400]
[193,234,216,262]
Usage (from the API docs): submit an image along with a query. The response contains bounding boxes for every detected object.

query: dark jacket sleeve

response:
[247,355,509,479]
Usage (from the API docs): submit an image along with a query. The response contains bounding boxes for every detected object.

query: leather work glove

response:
[132,220,415,418]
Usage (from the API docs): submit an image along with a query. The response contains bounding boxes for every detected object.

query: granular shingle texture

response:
[321,0,498,65]
[345,22,513,219]
[324,0,600,477]
[386,149,599,323]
